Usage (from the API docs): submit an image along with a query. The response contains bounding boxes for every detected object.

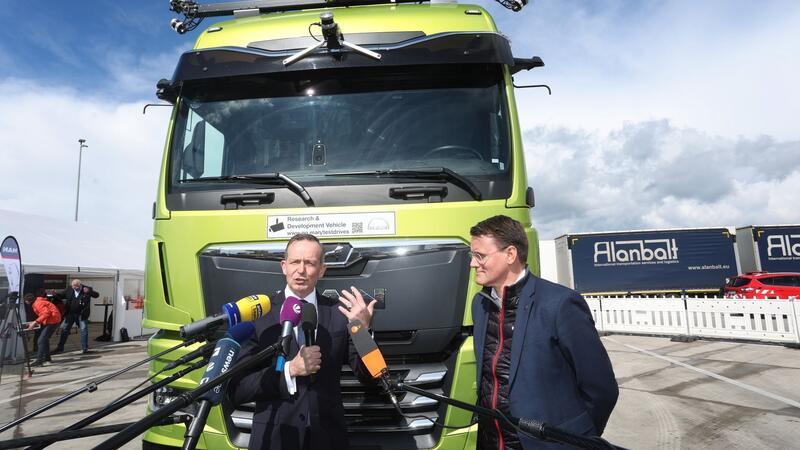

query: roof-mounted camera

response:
[282,12,382,66]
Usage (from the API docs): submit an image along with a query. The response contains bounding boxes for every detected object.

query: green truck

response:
[143,1,542,448]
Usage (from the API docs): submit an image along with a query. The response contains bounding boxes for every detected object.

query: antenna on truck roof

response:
[168,0,528,34]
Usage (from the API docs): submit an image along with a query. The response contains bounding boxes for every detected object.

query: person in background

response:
[54,279,99,354]
[24,292,62,366]
[31,288,52,352]
[33,289,66,352]
[469,215,618,449]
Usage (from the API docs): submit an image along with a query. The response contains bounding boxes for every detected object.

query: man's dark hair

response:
[470,215,529,263]
[285,233,323,260]
[23,293,35,302]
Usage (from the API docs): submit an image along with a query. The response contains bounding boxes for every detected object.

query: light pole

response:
[75,139,88,222]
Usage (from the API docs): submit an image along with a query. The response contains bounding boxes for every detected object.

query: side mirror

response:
[156,78,178,104]
[183,121,206,179]
[526,186,535,208]
[510,56,544,75]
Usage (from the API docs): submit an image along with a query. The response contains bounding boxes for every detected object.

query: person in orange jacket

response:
[25,292,62,366]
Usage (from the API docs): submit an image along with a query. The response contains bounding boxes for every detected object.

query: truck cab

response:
[144,1,541,448]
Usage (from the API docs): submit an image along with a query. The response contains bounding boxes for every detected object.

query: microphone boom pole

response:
[25,358,210,450]
[395,383,624,450]
[0,416,191,450]
[181,323,255,450]
[93,340,283,450]
[0,334,210,434]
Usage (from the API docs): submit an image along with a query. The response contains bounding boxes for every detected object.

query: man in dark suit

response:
[54,279,99,354]
[229,233,377,450]
[470,216,618,449]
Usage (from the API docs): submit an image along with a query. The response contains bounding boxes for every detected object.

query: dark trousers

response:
[57,313,89,351]
[33,327,42,352]
[36,324,58,363]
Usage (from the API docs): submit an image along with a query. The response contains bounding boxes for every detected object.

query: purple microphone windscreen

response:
[226,321,256,343]
[279,296,303,326]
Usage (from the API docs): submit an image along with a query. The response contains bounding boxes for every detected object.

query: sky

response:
[0,0,798,241]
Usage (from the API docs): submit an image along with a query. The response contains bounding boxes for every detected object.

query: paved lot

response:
[602,335,800,449]
[0,334,798,449]
[0,337,149,450]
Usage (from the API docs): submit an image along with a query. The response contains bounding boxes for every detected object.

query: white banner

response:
[1,236,25,361]
[1,236,21,294]
[267,212,396,238]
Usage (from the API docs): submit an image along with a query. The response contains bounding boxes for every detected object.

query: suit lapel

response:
[508,275,537,388]
[316,290,332,331]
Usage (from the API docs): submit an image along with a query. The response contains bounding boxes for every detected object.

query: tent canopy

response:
[1,209,148,342]
[0,209,145,276]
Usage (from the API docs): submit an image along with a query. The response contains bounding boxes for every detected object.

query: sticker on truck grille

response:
[267,212,396,238]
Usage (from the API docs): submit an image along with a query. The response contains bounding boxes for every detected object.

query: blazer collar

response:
[316,290,332,329]
[508,274,538,388]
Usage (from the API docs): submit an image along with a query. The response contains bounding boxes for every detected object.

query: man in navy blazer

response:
[469,216,618,449]
[228,233,377,449]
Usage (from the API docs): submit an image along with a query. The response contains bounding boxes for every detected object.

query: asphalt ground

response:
[0,332,798,449]
[602,335,800,449]
[0,323,148,450]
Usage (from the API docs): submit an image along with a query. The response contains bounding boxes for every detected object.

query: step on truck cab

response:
[144,0,542,448]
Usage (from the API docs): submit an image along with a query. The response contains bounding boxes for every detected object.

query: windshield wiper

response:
[181,173,314,206]
[325,167,482,201]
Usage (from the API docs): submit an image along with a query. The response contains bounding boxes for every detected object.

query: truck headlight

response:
[151,386,199,417]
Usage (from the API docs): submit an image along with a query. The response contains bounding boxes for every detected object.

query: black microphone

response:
[180,294,270,339]
[301,302,318,382]
[181,322,255,450]
[163,341,216,371]
[347,319,401,414]
[275,296,303,372]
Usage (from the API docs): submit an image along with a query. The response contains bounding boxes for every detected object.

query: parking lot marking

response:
[606,337,800,409]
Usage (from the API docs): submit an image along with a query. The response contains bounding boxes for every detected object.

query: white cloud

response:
[2,1,797,246]
[488,1,800,237]
[99,45,189,98]
[0,78,170,241]
[524,120,800,238]
[499,0,800,140]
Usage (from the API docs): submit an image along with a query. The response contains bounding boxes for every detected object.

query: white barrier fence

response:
[584,296,800,345]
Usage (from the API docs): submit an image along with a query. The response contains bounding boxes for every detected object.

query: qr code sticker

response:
[352,222,364,234]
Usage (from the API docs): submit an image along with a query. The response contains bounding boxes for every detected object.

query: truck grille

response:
[204,239,471,449]
[342,362,446,432]
[228,357,458,449]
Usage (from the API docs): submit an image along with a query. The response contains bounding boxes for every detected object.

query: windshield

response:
[169,64,510,188]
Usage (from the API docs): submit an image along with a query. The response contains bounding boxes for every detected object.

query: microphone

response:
[347,319,401,413]
[163,341,216,371]
[275,296,303,373]
[180,294,270,339]
[182,322,255,450]
[301,302,318,382]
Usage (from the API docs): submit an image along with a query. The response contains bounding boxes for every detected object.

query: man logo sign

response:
[594,239,679,264]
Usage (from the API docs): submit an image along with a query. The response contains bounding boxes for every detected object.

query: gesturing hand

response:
[338,286,377,329]
[288,345,322,377]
